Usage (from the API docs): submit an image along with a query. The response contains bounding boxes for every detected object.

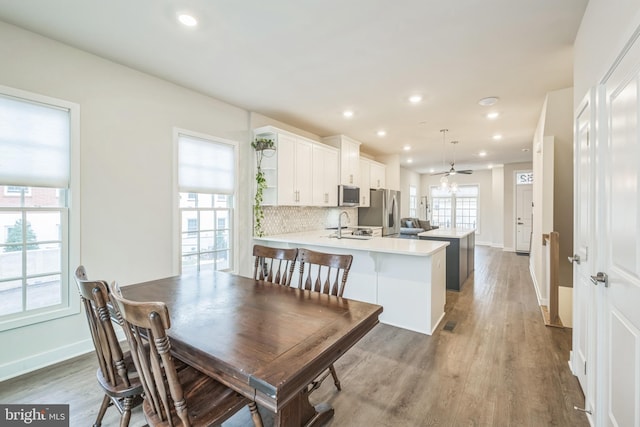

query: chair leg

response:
[93,394,111,427]
[329,364,341,391]
[119,396,134,427]
[248,402,264,427]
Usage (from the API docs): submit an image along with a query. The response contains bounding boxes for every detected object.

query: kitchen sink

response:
[333,235,372,240]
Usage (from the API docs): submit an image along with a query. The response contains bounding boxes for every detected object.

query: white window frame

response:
[409,185,417,217]
[173,128,239,275]
[430,184,480,233]
[0,85,80,332]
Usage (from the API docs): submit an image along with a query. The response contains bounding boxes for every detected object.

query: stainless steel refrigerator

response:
[358,189,401,236]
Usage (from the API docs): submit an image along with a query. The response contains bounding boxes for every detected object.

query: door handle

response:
[568,254,581,265]
[517,222,523,225]
[590,272,608,287]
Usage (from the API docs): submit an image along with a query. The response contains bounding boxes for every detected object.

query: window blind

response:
[0,94,70,188]
[178,133,235,194]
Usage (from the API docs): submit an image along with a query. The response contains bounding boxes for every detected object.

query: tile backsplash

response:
[261,206,359,236]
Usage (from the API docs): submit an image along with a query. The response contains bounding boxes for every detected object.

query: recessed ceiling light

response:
[429,168,435,173]
[178,14,198,27]
[479,151,487,157]
[403,145,411,151]
[486,112,500,119]
[407,158,413,163]
[493,134,503,140]
[377,130,386,137]
[479,96,499,106]
[343,110,354,118]
[409,95,423,104]
[488,164,494,169]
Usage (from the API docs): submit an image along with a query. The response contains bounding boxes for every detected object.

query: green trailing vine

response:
[252,138,275,237]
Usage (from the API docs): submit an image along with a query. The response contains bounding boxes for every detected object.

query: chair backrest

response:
[253,244,298,286]
[74,266,132,389]
[296,248,353,297]
[109,282,190,427]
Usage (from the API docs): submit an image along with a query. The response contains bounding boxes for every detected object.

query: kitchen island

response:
[254,231,449,335]
[418,228,475,291]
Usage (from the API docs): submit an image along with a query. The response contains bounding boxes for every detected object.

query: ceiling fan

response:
[433,160,473,177]
[432,131,473,176]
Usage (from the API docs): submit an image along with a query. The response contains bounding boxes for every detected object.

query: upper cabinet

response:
[370,160,386,190]
[312,143,339,207]
[322,135,361,186]
[254,126,313,206]
[359,158,371,207]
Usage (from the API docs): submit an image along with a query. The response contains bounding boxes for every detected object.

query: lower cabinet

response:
[419,231,475,291]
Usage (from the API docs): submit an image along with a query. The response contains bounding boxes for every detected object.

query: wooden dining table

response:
[120,270,383,427]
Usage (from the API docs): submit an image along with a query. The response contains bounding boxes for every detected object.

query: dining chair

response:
[108,282,263,427]
[74,266,143,427]
[296,248,353,392]
[252,244,298,286]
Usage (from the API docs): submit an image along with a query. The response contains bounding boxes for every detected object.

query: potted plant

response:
[252,137,275,237]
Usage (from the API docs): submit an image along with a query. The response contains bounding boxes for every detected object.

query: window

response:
[409,185,417,217]
[0,86,79,330]
[516,171,533,185]
[177,130,237,274]
[430,185,479,231]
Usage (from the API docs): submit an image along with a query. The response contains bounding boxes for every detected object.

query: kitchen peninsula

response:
[418,228,475,291]
[254,231,449,335]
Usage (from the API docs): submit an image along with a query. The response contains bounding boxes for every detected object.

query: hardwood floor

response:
[0,246,588,426]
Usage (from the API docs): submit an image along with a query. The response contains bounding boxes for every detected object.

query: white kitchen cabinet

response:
[312,143,339,206]
[322,135,361,186]
[370,160,386,189]
[359,158,371,207]
[254,126,313,206]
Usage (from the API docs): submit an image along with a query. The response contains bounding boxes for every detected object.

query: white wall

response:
[0,21,254,380]
[491,166,504,248]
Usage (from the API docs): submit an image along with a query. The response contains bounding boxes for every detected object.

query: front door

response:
[515,172,533,252]
[598,30,640,427]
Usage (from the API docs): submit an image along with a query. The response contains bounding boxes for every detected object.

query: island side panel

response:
[375,248,446,335]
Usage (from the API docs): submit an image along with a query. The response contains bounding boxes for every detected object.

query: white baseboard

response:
[529,262,548,306]
[503,246,515,252]
[490,243,504,249]
[0,338,94,382]
[568,351,576,375]
[476,240,491,246]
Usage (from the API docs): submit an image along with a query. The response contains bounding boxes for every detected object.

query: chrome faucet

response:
[337,211,350,239]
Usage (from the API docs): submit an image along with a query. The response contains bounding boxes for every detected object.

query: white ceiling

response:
[0,0,588,174]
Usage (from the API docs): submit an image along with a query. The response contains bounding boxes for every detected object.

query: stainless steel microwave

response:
[338,185,360,207]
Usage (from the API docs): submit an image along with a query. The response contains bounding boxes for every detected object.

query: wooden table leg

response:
[275,388,334,427]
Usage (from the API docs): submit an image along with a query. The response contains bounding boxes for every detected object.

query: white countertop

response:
[255,230,448,256]
[418,228,476,239]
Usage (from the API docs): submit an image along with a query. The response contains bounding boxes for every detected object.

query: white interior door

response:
[516,175,533,252]
[572,93,596,418]
[599,31,640,427]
